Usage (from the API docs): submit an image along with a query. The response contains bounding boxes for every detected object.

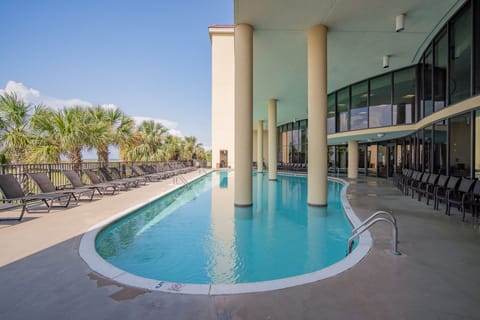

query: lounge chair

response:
[99,167,147,187]
[97,167,140,188]
[84,169,130,191]
[28,172,95,201]
[63,170,117,196]
[0,174,73,221]
[130,165,164,181]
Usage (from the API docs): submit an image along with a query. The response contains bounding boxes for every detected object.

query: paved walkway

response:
[1,174,479,319]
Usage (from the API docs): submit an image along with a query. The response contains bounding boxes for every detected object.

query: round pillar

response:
[307,24,328,207]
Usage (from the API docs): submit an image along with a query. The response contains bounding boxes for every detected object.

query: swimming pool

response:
[80,171,372,294]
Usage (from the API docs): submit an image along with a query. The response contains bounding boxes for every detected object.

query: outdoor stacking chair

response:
[445,177,476,216]
[62,170,117,196]
[462,180,480,221]
[28,172,96,201]
[0,174,74,221]
[84,169,130,191]
[435,176,460,211]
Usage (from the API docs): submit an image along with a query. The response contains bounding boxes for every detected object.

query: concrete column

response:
[268,99,278,181]
[234,23,253,207]
[257,120,264,172]
[348,140,359,179]
[307,24,328,207]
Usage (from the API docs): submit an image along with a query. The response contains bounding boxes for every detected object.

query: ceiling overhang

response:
[234,0,467,126]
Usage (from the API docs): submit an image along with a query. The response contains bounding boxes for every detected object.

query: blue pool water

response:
[95,171,353,284]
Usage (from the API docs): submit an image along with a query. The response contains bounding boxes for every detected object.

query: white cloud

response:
[133,116,183,138]
[1,80,184,137]
[0,80,92,109]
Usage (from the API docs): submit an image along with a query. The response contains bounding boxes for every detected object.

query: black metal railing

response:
[0,160,208,196]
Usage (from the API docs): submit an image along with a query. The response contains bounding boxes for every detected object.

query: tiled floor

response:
[1,173,479,320]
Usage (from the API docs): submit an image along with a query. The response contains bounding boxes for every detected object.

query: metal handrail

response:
[173,174,188,186]
[347,213,400,256]
[351,211,396,236]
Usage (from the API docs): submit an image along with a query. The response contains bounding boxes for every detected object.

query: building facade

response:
[210,0,480,206]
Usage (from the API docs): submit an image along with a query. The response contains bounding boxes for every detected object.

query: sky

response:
[0,0,233,157]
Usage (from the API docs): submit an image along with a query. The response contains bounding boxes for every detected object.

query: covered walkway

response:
[0,175,479,319]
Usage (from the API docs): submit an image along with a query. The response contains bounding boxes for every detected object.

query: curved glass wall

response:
[277,0,480,179]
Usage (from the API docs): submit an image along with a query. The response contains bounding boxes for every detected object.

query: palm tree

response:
[123,120,168,161]
[0,93,32,163]
[162,135,182,161]
[183,136,204,161]
[30,106,94,170]
[88,106,134,163]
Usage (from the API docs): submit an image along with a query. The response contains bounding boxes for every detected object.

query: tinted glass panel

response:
[450,114,471,177]
[337,88,349,132]
[424,126,433,172]
[327,94,336,134]
[475,111,480,178]
[423,46,433,117]
[434,29,447,111]
[393,67,416,125]
[350,81,368,130]
[369,74,392,128]
[475,0,480,94]
[434,121,448,174]
[450,3,472,104]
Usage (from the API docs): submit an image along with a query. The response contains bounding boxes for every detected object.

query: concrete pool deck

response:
[1,172,479,319]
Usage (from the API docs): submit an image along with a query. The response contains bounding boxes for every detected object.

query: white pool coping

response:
[79,173,372,295]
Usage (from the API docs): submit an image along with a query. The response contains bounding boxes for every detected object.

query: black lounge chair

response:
[130,165,164,181]
[28,172,95,201]
[445,177,476,216]
[105,167,146,186]
[63,170,117,196]
[0,174,73,220]
[97,167,140,188]
[84,169,130,191]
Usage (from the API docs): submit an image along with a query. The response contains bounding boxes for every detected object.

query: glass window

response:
[367,144,378,177]
[475,0,480,95]
[423,46,433,117]
[393,67,416,125]
[396,143,403,172]
[300,120,307,164]
[434,29,447,111]
[450,113,472,177]
[336,145,348,175]
[328,146,335,174]
[358,144,366,176]
[336,88,349,132]
[417,131,424,171]
[369,74,392,128]
[350,81,368,130]
[475,111,480,178]
[424,126,433,172]
[449,3,472,104]
[434,121,448,174]
[327,94,336,134]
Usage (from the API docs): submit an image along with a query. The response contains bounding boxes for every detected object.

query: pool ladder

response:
[173,174,188,186]
[347,210,401,256]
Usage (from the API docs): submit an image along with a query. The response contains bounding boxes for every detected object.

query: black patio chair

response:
[108,167,147,186]
[84,169,130,191]
[97,167,140,188]
[412,172,430,200]
[28,172,95,201]
[435,176,460,211]
[422,173,439,205]
[0,174,73,221]
[63,170,116,196]
[130,165,164,181]
[445,177,476,216]
[462,180,480,221]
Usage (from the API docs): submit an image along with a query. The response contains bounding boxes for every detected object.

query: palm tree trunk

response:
[97,145,109,163]
[68,148,83,172]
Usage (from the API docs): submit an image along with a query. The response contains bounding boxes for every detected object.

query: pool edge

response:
[79,173,373,295]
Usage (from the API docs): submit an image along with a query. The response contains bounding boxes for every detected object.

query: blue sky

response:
[0,0,233,153]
